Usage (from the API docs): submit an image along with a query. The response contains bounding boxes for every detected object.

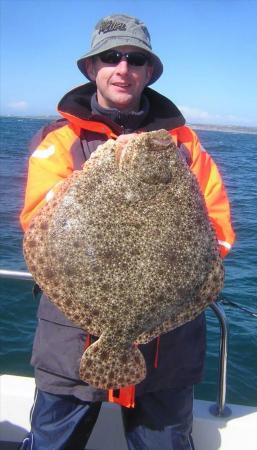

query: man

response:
[20,14,235,450]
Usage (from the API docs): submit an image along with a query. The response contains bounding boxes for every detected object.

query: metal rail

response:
[0,269,33,281]
[0,269,231,416]
[209,302,231,417]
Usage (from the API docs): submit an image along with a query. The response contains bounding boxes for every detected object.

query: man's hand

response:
[115,133,137,163]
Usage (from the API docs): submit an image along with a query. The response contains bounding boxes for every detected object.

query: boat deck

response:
[1,375,257,450]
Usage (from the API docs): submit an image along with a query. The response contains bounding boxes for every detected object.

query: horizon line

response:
[1,115,257,133]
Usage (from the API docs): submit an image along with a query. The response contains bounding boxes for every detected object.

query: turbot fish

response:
[23,129,224,390]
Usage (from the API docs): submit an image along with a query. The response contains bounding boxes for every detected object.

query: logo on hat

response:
[98,20,127,34]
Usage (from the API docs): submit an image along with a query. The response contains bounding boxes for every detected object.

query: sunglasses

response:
[98,50,150,67]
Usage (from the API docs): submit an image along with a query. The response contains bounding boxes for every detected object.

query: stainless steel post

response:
[209,302,231,417]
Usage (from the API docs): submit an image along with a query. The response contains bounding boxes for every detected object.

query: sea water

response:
[0,117,256,406]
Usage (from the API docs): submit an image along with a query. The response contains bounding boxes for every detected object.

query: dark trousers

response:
[19,386,195,450]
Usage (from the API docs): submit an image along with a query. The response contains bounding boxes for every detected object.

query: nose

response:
[115,59,129,74]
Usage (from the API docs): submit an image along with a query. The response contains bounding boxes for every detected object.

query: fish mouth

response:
[150,135,173,150]
[137,130,173,151]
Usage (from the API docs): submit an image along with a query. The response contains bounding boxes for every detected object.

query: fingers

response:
[116,133,137,145]
[115,133,137,163]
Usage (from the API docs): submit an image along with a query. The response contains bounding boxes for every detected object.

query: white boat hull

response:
[1,375,257,449]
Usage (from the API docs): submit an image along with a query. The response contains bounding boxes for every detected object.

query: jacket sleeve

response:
[20,125,75,231]
[182,128,236,258]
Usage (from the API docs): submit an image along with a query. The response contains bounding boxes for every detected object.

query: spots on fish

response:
[101,283,110,292]
[109,317,116,326]
[63,266,76,276]
[26,239,37,248]
[64,298,72,306]
[29,264,36,272]
[39,221,49,230]
[134,356,141,365]
[42,268,55,279]
[37,256,45,264]
[73,240,82,248]
[86,358,93,368]
[120,354,127,364]
[91,308,100,317]
[165,249,177,264]
[158,269,165,276]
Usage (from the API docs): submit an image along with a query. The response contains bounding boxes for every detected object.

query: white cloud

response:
[178,105,254,126]
[7,100,28,111]
[179,106,211,122]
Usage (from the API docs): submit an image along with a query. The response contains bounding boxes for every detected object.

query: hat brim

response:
[77,37,163,85]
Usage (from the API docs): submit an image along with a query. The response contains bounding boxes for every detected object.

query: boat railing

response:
[0,269,33,281]
[209,302,231,417]
[0,268,231,417]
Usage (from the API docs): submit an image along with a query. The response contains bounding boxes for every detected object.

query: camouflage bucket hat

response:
[77,14,163,85]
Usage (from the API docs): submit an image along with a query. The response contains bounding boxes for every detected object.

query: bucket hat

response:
[77,14,163,85]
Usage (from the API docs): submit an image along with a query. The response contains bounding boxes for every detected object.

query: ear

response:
[85,58,97,81]
[145,64,154,85]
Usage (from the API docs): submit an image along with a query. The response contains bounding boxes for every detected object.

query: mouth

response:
[112,82,131,89]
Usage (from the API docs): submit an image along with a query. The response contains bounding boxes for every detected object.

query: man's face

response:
[86,46,153,113]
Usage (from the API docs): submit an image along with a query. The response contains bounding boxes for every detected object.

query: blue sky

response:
[1,0,257,126]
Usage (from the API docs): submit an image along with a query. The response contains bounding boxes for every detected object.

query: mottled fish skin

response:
[23,130,224,389]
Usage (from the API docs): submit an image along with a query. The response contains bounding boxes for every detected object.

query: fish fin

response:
[137,258,224,344]
[135,324,163,345]
[79,339,146,389]
[135,309,196,344]
[136,311,202,344]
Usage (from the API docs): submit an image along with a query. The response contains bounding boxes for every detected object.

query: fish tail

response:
[79,339,146,389]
